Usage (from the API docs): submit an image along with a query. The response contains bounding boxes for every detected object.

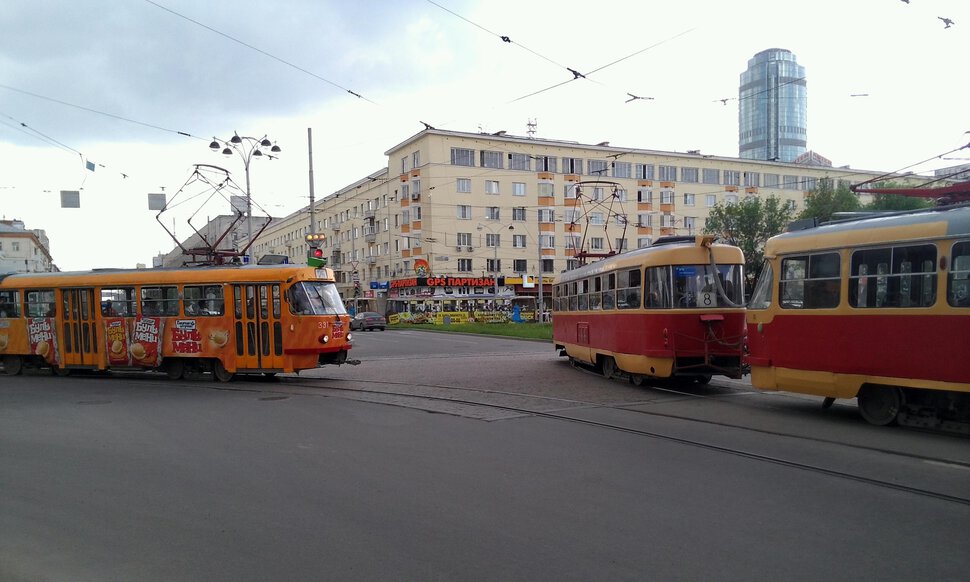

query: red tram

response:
[746,204,970,430]
[553,236,746,384]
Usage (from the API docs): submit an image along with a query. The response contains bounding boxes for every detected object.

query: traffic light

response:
[305,233,327,267]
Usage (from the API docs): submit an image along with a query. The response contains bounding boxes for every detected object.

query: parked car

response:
[350,311,387,331]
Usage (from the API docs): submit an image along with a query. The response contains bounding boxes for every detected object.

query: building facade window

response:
[612,161,632,178]
[512,182,526,196]
[684,216,696,233]
[485,180,500,195]
[513,234,526,248]
[481,150,503,168]
[457,205,472,219]
[562,157,583,174]
[512,207,527,221]
[486,207,501,220]
[659,165,677,181]
[538,208,555,223]
[684,193,695,206]
[458,258,472,272]
[681,167,699,183]
[745,172,760,187]
[636,164,655,180]
[538,182,554,197]
[706,194,717,207]
[702,168,720,184]
[510,153,530,171]
[451,148,475,166]
[588,159,608,176]
[456,178,471,193]
[514,259,527,272]
[724,170,740,186]
[535,155,557,173]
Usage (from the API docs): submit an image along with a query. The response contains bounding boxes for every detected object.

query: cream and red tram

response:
[0,265,353,381]
[553,236,746,384]
[746,205,970,429]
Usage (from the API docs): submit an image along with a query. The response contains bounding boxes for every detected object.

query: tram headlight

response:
[318,334,330,344]
[346,332,353,342]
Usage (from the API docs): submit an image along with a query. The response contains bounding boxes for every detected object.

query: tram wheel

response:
[630,374,645,387]
[601,357,617,379]
[1,355,23,375]
[164,359,185,380]
[695,374,713,385]
[211,360,234,383]
[52,366,71,377]
[857,385,902,426]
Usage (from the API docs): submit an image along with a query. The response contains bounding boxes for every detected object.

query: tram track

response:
[20,369,970,505]
[200,374,970,507]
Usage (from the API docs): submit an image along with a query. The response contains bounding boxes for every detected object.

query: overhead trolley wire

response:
[143,0,376,104]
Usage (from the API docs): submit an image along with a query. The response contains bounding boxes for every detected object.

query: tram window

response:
[287,281,347,315]
[646,266,672,308]
[589,277,602,310]
[184,285,225,316]
[579,279,590,311]
[0,290,20,318]
[617,268,642,309]
[101,287,136,317]
[850,244,936,308]
[780,253,841,309]
[748,261,774,310]
[600,273,615,309]
[25,289,56,317]
[949,241,970,307]
[141,286,180,316]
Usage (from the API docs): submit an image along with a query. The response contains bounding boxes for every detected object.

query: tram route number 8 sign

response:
[699,291,717,307]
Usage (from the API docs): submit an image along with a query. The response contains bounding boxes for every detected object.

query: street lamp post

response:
[478,223,513,308]
[209,133,281,263]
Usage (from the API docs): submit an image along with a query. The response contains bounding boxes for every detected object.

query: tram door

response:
[232,283,284,371]
[61,288,97,367]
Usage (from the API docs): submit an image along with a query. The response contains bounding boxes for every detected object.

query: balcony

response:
[367,256,377,265]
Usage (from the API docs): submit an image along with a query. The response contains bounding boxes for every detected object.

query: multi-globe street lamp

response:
[209,133,281,262]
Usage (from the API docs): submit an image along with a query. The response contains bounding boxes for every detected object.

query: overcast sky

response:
[2,0,967,271]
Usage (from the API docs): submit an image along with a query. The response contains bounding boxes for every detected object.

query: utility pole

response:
[307,128,316,236]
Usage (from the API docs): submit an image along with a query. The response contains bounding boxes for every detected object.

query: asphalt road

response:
[2,330,968,581]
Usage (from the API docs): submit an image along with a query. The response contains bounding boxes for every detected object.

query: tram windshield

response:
[287,281,347,315]
[662,263,744,308]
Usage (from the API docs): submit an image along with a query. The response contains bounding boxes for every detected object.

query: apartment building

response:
[251,128,905,305]
[0,220,55,273]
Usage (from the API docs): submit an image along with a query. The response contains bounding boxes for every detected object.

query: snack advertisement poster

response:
[27,317,58,366]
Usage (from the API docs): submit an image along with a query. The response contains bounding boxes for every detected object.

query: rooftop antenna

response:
[527,118,537,139]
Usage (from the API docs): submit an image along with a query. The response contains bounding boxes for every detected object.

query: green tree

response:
[799,179,861,222]
[704,195,794,290]
[865,193,933,211]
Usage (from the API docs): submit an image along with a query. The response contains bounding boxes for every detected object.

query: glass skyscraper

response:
[738,48,807,162]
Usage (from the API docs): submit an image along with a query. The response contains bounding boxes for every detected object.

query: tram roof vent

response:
[650,236,697,247]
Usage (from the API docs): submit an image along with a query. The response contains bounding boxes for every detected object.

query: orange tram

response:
[746,204,970,430]
[553,236,746,384]
[0,265,354,381]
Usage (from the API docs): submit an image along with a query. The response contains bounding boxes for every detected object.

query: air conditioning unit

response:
[411,192,420,200]
[465,246,474,252]
[455,246,462,252]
